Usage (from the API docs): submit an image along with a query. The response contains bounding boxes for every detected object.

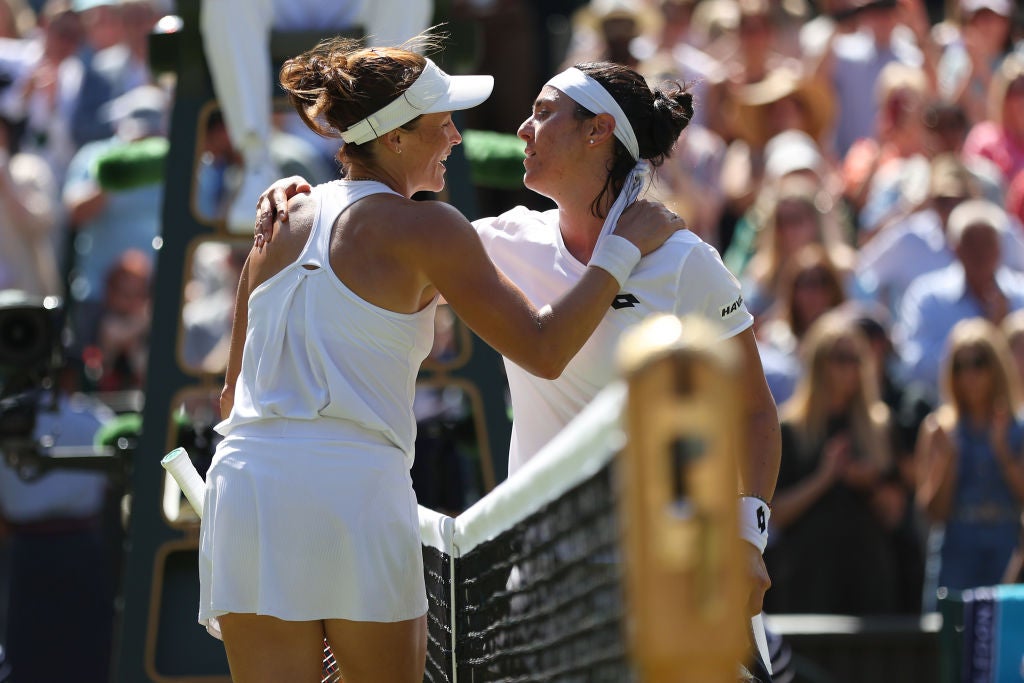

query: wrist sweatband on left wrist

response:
[740,495,770,554]
[588,234,641,288]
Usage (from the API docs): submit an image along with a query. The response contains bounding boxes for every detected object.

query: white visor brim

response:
[341,60,493,145]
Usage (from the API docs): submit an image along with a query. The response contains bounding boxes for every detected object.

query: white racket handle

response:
[161,447,205,519]
[752,613,772,676]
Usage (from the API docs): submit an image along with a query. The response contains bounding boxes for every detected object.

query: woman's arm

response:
[991,409,1024,505]
[254,179,681,378]
[736,328,780,503]
[219,254,250,420]
[770,433,848,529]
[915,411,959,522]
[734,328,780,615]
[411,200,678,378]
[219,195,317,418]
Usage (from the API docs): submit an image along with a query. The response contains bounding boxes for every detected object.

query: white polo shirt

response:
[474,206,753,474]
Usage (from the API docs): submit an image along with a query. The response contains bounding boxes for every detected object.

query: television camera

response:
[0,291,127,480]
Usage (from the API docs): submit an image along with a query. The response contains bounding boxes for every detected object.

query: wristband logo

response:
[757,505,767,533]
[612,293,639,310]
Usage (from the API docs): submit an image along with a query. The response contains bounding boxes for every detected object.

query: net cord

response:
[452,381,626,555]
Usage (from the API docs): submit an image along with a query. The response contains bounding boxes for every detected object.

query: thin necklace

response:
[344,176,380,182]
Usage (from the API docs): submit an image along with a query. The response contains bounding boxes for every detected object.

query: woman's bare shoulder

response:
[356,196,474,243]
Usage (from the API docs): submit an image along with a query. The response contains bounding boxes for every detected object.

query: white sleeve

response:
[855,228,903,297]
[893,279,942,389]
[471,215,502,255]
[676,243,753,338]
[200,0,274,150]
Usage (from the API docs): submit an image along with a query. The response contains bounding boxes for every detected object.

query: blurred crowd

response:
[0,0,1023,669]
[0,0,172,397]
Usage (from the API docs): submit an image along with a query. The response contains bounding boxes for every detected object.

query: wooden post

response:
[618,314,749,683]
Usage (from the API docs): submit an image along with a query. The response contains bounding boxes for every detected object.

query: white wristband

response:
[588,234,641,288]
[739,495,770,554]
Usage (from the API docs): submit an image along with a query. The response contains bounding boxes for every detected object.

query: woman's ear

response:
[588,113,617,146]
[380,129,403,155]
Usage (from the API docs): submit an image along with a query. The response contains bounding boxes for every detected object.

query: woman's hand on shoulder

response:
[254,175,313,252]
[613,199,688,256]
[246,191,316,288]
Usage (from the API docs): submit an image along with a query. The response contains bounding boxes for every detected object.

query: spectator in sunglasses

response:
[764,311,902,615]
[915,317,1024,608]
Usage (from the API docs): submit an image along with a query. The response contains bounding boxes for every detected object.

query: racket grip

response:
[161,447,206,519]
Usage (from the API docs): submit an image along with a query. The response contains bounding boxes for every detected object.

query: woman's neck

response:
[551,171,615,263]
[557,202,608,264]
[961,401,994,427]
[344,163,409,198]
[825,387,856,414]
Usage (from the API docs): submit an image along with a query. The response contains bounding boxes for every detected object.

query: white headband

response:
[545,67,650,241]
[341,58,493,145]
[545,67,640,161]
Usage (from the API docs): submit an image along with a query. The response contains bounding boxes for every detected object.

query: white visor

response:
[341,59,494,145]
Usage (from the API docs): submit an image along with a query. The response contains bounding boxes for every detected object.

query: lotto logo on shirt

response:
[720,295,743,318]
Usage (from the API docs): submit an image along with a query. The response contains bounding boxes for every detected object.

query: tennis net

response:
[419,382,631,682]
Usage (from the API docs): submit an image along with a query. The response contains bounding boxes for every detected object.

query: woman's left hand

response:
[253,175,312,252]
[611,200,688,257]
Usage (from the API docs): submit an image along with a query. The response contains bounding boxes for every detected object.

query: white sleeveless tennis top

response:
[216,180,439,463]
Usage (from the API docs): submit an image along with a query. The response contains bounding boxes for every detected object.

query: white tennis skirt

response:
[197,427,427,639]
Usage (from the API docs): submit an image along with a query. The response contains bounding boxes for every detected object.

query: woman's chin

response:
[521,172,547,195]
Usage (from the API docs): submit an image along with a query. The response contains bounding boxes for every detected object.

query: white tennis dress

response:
[198,180,435,637]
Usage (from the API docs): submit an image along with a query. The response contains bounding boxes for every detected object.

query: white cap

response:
[102,84,167,121]
[764,129,824,179]
[101,85,168,138]
[947,199,1009,246]
[960,0,1012,17]
[341,59,493,145]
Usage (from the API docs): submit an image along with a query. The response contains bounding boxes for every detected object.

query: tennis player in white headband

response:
[536,64,778,678]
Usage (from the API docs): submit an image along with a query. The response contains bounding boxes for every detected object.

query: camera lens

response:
[0,308,46,367]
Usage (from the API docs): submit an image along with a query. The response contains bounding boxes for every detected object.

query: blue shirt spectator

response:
[894,201,1024,394]
[857,207,1024,314]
